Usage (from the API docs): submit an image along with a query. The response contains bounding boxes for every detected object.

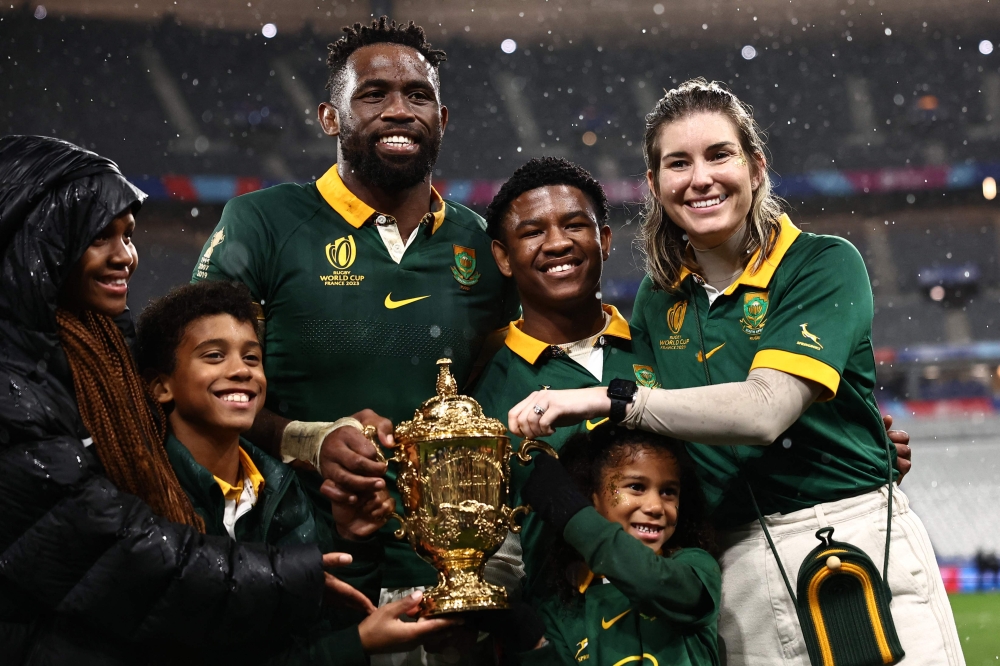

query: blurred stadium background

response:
[2,0,998,658]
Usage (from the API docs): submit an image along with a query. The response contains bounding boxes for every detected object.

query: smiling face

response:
[59,211,138,317]
[491,184,611,314]
[646,111,762,250]
[320,42,447,191]
[153,314,265,442]
[592,447,680,553]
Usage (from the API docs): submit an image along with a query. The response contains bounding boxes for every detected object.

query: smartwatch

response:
[607,379,638,424]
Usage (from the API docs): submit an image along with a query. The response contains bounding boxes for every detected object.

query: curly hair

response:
[135,280,257,378]
[485,157,610,241]
[539,425,716,602]
[325,16,447,102]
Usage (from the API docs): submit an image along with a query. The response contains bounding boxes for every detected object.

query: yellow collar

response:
[315,164,446,234]
[504,304,631,365]
[213,447,265,501]
[677,213,800,294]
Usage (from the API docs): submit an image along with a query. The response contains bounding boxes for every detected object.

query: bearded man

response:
[193,18,518,664]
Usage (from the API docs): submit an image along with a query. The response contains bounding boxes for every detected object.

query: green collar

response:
[164,432,291,536]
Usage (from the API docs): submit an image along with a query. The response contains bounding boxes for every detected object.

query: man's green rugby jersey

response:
[473,305,659,595]
[520,508,720,666]
[193,164,517,587]
[630,214,895,530]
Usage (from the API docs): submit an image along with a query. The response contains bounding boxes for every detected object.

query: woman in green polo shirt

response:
[507,79,963,666]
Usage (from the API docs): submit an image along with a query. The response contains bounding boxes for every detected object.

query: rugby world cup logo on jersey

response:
[660,300,690,351]
[326,235,357,270]
[451,244,481,288]
[740,291,769,336]
[320,235,365,286]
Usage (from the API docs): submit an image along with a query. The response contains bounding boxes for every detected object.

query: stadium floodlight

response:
[980,40,995,55]
[501,39,517,54]
[741,45,757,60]
[262,23,277,39]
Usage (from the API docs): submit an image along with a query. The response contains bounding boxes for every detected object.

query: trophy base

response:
[421,549,509,617]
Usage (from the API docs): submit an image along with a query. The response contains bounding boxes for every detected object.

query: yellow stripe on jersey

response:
[750,349,841,402]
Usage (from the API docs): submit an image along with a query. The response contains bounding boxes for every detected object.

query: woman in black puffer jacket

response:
[0,136,327,664]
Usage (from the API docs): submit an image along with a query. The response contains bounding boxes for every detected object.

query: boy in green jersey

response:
[191,18,518,623]
[472,158,659,598]
[136,281,455,664]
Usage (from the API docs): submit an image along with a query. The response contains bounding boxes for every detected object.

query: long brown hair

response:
[640,78,784,292]
[56,308,205,532]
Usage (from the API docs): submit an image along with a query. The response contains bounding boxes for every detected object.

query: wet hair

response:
[541,425,716,601]
[136,281,257,378]
[485,157,610,242]
[57,309,205,531]
[325,16,447,103]
[640,78,784,292]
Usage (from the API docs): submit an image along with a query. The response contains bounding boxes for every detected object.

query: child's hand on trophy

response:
[323,482,396,540]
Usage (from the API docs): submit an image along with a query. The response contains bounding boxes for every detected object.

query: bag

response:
[795,527,905,666]
[689,294,904,666]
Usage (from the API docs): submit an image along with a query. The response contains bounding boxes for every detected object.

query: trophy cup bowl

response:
[370,358,556,616]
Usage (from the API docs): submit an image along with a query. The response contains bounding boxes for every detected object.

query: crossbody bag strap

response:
[689,290,894,605]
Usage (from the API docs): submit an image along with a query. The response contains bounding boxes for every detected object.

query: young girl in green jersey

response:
[518,426,720,666]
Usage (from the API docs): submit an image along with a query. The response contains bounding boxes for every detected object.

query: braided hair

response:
[56,309,205,532]
[325,16,447,101]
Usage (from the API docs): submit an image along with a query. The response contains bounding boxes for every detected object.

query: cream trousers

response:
[717,485,965,666]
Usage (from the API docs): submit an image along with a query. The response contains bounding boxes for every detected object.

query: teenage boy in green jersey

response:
[472,158,660,599]
[192,18,517,608]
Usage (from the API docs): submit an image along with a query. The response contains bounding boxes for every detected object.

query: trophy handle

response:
[363,425,404,465]
[506,505,530,534]
[361,427,409,540]
[512,439,559,465]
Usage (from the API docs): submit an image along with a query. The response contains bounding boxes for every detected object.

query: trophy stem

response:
[422,548,509,616]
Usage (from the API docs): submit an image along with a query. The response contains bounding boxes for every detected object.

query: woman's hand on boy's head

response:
[325,484,395,540]
[319,409,394,504]
[358,590,460,654]
[508,387,610,439]
[321,552,377,614]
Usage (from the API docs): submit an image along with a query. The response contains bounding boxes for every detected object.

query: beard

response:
[339,121,443,191]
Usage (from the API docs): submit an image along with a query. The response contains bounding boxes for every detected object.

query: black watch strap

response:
[607,379,638,424]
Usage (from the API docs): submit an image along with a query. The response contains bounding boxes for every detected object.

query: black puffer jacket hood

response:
[0,135,144,446]
[0,137,323,665]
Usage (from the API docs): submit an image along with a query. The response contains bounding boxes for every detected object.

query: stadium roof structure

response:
[18,0,1000,43]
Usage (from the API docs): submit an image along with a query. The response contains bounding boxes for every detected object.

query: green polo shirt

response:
[630,215,895,530]
[193,164,518,587]
[520,508,720,666]
[472,305,659,596]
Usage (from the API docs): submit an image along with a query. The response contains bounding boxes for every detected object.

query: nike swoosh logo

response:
[697,343,726,362]
[384,293,431,309]
[602,609,631,629]
[585,417,610,430]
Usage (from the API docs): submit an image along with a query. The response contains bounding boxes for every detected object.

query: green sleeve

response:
[297,469,385,605]
[628,277,657,368]
[750,239,873,401]
[191,194,274,301]
[518,600,575,666]
[563,507,720,629]
[278,624,368,666]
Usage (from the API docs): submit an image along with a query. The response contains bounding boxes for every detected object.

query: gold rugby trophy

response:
[367,358,556,616]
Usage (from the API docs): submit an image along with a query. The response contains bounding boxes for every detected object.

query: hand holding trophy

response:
[366,358,555,616]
